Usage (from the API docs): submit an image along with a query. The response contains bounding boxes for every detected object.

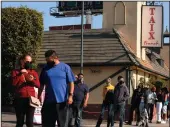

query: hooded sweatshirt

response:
[113,82,129,104]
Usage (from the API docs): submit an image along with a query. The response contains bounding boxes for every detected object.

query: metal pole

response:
[169,1,170,122]
[80,1,84,74]
[168,1,170,88]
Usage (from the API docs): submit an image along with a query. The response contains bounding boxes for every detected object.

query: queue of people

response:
[11,50,169,127]
[126,84,169,126]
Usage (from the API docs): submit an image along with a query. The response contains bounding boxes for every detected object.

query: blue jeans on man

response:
[70,103,83,127]
[96,102,114,127]
[112,102,125,127]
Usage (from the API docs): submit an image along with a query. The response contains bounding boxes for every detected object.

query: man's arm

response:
[38,68,46,101]
[69,82,74,95]
[124,85,130,101]
[83,92,89,107]
[68,82,74,104]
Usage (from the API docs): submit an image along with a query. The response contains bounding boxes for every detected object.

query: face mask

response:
[78,77,84,83]
[24,61,32,69]
[47,61,55,68]
[119,80,124,84]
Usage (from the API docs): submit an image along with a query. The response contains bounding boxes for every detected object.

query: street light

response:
[80,1,84,74]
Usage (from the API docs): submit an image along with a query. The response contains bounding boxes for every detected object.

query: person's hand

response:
[83,102,88,108]
[67,95,73,105]
[21,69,28,74]
[25,74,34,82]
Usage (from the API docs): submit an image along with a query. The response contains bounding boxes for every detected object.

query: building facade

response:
[37,1,169,120]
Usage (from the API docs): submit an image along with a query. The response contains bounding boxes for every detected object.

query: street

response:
[2,112,169,127]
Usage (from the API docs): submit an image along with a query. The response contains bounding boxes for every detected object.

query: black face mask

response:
[24,61,32,69]
[47,61,55,68]
[119,81,124,84]
[78,77,84,83]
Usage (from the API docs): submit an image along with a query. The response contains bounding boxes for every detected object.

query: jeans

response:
[148,103,154,121]
[70,103,83,127]
[112,102,125,127]
[41,102,69,127]
[96,102,113,127]
[156,102,162,122]
[14,98,35,127]
[139,102,145,117]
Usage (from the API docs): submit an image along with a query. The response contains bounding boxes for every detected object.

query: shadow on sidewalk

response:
[2,121,16,124]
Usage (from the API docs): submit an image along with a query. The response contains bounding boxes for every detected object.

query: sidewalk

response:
[2,112,169,127]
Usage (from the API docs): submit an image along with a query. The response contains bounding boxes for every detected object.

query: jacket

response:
[113,83,129,104]
[11,69,40,98]
[104,90,114,104]
[103,83,114,100]
[131,88,143,107]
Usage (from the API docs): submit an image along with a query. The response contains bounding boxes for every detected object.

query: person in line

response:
[38,50,75,127]
[161,87,169,124]
[126,85,143,126]
[147,86,157,123]
[11,54,40,127]
[111,76,129,127]
[156,88,163,124]
[71,73,89,127]
[138,86,149,127]
[96,78,115,127]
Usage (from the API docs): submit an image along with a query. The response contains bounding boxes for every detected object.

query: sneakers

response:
[149,120,152,123]
[157,121,161,124]
[125,121,132,125]
[161,120,166,124]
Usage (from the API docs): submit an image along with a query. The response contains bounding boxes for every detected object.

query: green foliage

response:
[2,7,43,105]
[146,76,167,90]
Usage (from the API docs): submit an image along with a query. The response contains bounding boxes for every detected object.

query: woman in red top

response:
[11,54,40,127]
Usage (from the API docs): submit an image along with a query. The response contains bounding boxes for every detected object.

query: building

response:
[37,1,169,120]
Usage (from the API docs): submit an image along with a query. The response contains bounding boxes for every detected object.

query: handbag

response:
[23,73,40,108]
[29,96,40,108]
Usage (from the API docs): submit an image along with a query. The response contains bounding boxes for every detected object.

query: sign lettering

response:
[142,6,163,47]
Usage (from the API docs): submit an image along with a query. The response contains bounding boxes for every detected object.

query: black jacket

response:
[104,90,114,104]
[131,88,143,107]
[113,83,129,104]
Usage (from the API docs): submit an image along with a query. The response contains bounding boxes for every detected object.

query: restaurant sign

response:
[141,5,163,47]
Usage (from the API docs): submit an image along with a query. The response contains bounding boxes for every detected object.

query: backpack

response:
[104,90,114,104]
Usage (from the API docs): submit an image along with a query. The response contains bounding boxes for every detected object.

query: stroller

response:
[138,108,149,127]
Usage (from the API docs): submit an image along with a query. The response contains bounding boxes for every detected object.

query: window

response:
[114,2,126,25]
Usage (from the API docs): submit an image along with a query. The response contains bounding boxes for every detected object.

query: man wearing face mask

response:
[111,76,129,127]
[96,78,115,127]
[11,54,40,127]
[38,50,75,127]
[70,73,89,127]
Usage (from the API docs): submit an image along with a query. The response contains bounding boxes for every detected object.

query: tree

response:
[2,7,43,105]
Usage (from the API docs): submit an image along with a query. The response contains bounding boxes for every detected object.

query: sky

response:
[2,1,170,42]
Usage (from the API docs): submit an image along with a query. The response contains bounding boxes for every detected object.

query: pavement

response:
[2,112,169,127]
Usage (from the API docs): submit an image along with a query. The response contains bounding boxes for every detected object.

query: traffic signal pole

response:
[80,1,84,74]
